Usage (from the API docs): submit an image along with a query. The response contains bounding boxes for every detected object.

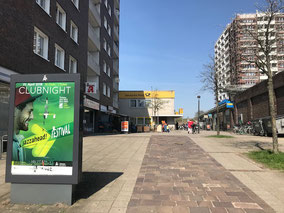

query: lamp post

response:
[197,95,201,134]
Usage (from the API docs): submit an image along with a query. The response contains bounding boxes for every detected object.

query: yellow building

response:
[119,90,183,129]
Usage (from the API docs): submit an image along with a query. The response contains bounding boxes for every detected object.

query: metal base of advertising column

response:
[11,183,73,205]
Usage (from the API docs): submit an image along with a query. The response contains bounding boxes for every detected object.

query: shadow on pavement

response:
[73,172,123,202]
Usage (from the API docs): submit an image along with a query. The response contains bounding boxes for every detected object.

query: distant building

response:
[118,90,183,129]
[215,12,284,101]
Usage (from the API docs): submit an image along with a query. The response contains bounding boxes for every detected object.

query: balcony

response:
[113,41,119,58]
[88,52,100,76]
[114,9,119,25]
[113,80,119,92]
[113,59,119,75]
[113,93,119,109]
[88,24,100,51]
[114,0,120,10]
[89,1,101,28]
[92,0,101,3]
[114,25,119,41]
[86,73,100,100]
[113,100,119,109]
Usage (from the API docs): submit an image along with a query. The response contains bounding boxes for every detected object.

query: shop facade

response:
[119,90,183,131]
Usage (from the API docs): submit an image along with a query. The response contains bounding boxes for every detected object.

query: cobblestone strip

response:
[126,136,274,213]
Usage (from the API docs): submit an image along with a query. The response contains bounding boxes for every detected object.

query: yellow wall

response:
[119,91,175,99]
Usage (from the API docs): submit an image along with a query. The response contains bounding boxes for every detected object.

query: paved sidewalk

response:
[0,131,284,212]
[127,135,274,213]
[188,131,284,213]
[0,135,150,213]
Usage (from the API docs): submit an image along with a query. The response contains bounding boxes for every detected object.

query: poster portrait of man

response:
[13,87,41,161]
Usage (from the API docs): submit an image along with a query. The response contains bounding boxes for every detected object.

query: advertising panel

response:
[121,121,129,132]
[11,82,74,175]
[6,74,81,184]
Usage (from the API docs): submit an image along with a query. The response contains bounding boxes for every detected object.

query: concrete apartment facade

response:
[215,12,284,101]
[85,0,120,133]
[0,0,120,137]
[0,0,89,138]
[118,91,183,129]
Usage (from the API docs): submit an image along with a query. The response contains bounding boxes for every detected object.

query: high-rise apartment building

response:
[215,13,284,101]
[86,0,120,133]
[0,0,120,136]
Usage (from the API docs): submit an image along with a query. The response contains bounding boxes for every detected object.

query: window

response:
[56,3,66,31]
[103,39,107,50]
[145,100,151,107]
[137,118,144,125]
[107,86,110,97]
[108,5,111,16]
[36,0,50,14]
[130,100,136,107]
[55,44,65,70]
[107,24,111,35]
[69,56,77,73]
[104,17,108,29]
[107,65,110,77]
[145,118,151,125]
[138,100,145,107]
[103,83,107,96]
[70,21,78,43]
[71,0,79,9]
[33,27,49,60]
[103,60,107,73]
[107,44,111,56]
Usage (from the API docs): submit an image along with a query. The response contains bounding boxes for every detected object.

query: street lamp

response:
[197,95,201,134]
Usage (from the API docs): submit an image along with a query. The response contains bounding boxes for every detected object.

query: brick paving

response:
[127,136,275,213]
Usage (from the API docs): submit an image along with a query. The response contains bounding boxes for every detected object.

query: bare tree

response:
[199,56,221,135]
[235,0,284,153]
[149,90,167,125]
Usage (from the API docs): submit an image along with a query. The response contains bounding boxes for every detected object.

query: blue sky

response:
[119,0,263,118]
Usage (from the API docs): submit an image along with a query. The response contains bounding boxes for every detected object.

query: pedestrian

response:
[164,123,168,132]
[192,122,196,134]
[187,120,193,134]
[175,121,179,130]
[167,124,170,133]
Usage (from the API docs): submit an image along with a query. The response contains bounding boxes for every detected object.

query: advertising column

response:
[6,74,82,205]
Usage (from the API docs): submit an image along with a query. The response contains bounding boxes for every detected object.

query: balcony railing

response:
[88,52,100,76]
[113,81,119,91]
[114,9,119,24]
[113,41,119,58]
[89,1,101,27]
[114,26,119,41]
[113,59,119,75]
[88,24,100,51]
[113,101,119,109]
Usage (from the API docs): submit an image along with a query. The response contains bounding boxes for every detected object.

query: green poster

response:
[11,82,75,175]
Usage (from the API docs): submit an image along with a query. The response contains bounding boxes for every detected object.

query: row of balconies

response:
[87,0,120,103]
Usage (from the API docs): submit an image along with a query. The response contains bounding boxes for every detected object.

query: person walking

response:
[192,121,196,134]
[187,120,193,134]
[167,124,170,133]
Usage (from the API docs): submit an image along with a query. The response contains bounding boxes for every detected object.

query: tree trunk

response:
[216,101,220,135]
[267,74,279,153]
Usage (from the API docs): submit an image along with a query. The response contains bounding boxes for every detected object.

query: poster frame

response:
[5,74,82,184]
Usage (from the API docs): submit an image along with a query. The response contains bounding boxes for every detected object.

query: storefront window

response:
[145,117,151,125]
[130,117,136,125]
[137,117,144,125]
